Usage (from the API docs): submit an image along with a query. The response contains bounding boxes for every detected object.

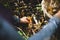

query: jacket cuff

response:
[49,16,60,26]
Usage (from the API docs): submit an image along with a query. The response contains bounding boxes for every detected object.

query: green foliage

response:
[18,31,29,40]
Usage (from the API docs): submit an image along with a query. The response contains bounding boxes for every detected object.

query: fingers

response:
[20,17,30,23]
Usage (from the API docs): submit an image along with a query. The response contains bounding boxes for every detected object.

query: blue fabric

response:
[0,16,60,40]
[0,18,24,40]
[28,16,60,40]
[13,15,20,23]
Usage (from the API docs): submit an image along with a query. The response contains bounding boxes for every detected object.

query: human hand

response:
[54,10,60,18]
[20,17,30,23]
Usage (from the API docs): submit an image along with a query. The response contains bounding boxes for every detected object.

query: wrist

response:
[54,10,60,18]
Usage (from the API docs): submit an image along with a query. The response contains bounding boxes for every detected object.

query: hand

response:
[54,10,60,18]
[20,17,30,23]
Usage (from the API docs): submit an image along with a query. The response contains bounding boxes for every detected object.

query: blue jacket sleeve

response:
[28,16,60,40]
[0,18,24,40]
